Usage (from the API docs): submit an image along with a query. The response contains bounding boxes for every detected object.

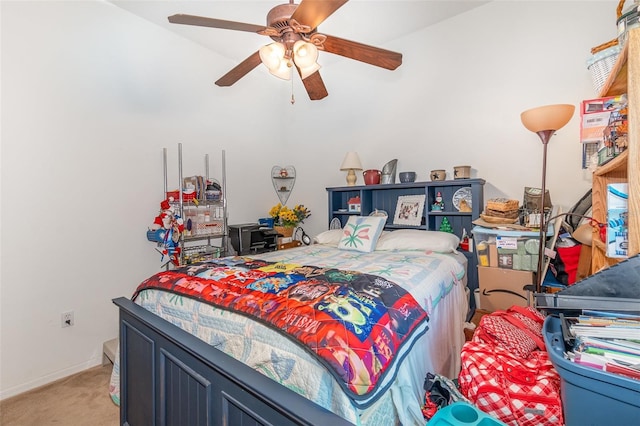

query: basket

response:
[194,220,224,236]
[617,0,639,45]
[587,44,622,94]
[166,190,197,201]
[274,225,294,238]
[586,0,627,94]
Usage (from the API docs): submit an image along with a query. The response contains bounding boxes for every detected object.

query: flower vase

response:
[274,225,294,238]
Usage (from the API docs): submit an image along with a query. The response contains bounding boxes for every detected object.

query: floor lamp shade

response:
[521,104,575,135]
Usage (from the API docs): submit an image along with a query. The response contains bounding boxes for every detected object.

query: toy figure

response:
[431,192,445,211]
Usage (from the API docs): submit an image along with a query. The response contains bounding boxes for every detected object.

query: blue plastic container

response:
[543,316,640,426]
[258,217,274,228]
[427,402,506,426]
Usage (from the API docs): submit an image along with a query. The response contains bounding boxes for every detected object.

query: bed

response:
[110,227,469,426]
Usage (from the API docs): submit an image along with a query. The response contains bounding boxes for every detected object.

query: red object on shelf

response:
[460,237,470,251]
[363,169,381,185]
[166,190,197,201]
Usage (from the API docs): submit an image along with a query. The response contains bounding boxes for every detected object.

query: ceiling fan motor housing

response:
[267,4,297,30]
[267,3,311,41]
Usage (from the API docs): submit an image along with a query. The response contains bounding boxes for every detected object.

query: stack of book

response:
[565,311,640,380]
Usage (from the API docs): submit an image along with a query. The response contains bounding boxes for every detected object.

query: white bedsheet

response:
[110,245,468,425]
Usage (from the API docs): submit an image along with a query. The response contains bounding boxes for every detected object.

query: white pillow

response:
[313,229,344,246]
[337,216,386,253]
[376,229,460,253]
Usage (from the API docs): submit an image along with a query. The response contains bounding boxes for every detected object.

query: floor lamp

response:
[520,104,575,292]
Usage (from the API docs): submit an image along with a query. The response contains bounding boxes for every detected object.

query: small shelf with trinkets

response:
[271,167,296,200]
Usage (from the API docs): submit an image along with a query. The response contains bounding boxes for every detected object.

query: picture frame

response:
[393,195,426,226]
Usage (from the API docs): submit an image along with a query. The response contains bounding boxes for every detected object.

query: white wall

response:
[0,1,620,398]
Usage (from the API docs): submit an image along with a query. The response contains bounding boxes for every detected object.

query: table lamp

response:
[340,152,363,186]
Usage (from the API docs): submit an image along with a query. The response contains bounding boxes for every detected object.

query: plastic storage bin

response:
[427,402,506,426]
[472,226,552,271]
[543,315,640,426]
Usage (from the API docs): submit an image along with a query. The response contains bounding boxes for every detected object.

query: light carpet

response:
[0,365,118,426]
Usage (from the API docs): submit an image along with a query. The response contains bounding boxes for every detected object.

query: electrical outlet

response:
[61,311,74,328]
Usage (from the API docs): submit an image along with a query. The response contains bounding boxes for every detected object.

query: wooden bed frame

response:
[113,297,352,426]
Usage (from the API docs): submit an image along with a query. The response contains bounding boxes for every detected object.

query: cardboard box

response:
[606,183,628,258]
[478,266,534,312]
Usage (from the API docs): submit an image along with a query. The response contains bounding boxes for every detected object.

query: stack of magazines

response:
[564,311,640,380]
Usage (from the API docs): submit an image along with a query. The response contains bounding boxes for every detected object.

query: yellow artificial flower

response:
[268,203,311,227]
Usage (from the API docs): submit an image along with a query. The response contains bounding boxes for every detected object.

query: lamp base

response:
[346,169,357,186]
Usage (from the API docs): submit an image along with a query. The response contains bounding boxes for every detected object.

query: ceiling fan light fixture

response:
[292,40,319,68]
[299,62,321,80]
[259,42,286,70]
[269,59,292,80]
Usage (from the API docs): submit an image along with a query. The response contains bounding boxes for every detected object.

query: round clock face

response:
[452,187,472,211]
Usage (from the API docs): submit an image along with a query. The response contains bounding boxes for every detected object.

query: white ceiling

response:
[108,0,490,62]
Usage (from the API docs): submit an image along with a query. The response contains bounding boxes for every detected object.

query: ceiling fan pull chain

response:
[290,68,295,104]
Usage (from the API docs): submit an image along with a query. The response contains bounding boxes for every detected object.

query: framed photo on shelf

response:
[393,195,426,226]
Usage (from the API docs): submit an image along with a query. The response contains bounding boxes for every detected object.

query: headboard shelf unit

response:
[327,179,485,234]
[327,178,485,293]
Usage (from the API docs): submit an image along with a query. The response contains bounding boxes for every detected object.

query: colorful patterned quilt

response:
[132,256,429,401]
[111,246,468,424]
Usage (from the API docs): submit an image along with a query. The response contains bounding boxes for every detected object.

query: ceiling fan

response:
[168,0,403,100]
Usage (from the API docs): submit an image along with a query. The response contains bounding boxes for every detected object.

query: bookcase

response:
[591,28,639,273]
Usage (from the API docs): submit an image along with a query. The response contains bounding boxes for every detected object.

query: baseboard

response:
[0,357,103,401]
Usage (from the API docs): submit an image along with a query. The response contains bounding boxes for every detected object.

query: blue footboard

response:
[113,297,352,426]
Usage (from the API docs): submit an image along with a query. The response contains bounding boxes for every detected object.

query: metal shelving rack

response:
[163,143,228,266]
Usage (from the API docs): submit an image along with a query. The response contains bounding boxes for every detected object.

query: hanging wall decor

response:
[271,165,296,205]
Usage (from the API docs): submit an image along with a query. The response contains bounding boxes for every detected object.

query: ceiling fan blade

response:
[215,51,262,87]
[297,69,328,100]
[168,14,267,34]
[291,0,348,31]
[321,34,402,70]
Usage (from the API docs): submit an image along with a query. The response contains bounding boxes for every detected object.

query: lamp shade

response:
[293,40,319,68]
[340,152,363,170]
[520,104,575,133]
[269,60,291,80]
[259,42,286,70]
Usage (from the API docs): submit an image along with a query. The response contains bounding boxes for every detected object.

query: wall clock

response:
[452,187,472,211]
